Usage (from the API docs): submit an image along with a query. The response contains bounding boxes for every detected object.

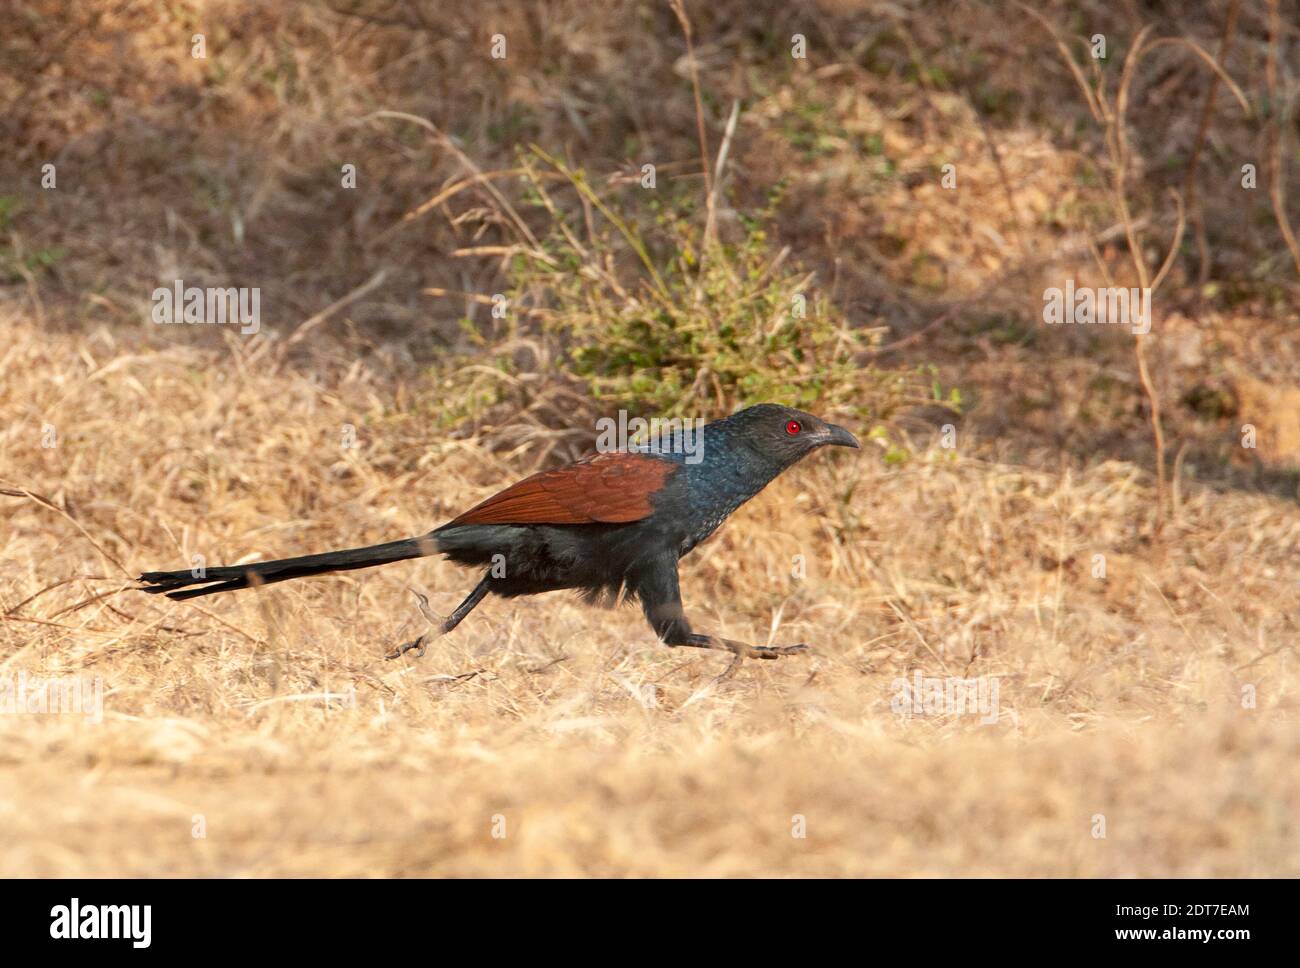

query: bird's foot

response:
[676,635,810,680]
[718,642,809,680]
[384,590,446,660]
[748,642,809,660]
[385,634,428,661]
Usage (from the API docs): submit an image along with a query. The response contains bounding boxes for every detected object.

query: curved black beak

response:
[823,423,860,449]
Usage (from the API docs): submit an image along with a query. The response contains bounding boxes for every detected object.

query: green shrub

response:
[434,147,946,453]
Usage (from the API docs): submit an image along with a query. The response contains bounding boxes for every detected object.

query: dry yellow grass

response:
[2,314,1295,876]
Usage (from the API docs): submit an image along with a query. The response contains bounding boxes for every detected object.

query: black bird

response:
[139,404,860,676]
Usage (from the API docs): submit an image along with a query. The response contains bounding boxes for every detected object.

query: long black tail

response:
[138,536,436,601]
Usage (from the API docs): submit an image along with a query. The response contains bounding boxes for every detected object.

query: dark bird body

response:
[139,404,859,675]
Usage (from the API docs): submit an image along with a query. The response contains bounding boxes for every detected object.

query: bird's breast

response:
[669,451,777,558]
[677,497,748,558]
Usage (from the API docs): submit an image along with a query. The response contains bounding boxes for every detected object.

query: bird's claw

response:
[385,634,428,661]
[749,643,809,660]
[384,588,451,660]
[710,641,811,681]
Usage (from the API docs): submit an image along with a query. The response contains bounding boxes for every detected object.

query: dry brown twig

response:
[1265,0,1300,276]
[1181,0,1242,285]
[703,99,742,259]
[669,0,713,242]
[360,110,540,249]
[1020,8,1250,532]
[1,484,130,578]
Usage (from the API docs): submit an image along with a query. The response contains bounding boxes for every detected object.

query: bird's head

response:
[720,403,860,466]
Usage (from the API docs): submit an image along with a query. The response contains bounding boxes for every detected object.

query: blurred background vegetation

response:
[2,0,1297,494]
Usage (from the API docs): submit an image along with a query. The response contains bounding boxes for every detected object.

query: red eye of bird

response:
[785,420,802,435]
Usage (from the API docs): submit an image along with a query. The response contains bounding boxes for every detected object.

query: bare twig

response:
[360,110,539,248]
[1265,0,1300,275]
[278,268,388,357]
[669,0,713,213]
[1,483,130,577]
[702,99,741,252]
[1181,0,1242,284]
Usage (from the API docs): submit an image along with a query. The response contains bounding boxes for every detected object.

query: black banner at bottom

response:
[1,876,1281,955]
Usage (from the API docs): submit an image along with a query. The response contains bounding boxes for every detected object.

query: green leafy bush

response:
[435,148,945,451]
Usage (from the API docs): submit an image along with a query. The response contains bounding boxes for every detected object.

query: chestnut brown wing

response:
[444,452,679,527]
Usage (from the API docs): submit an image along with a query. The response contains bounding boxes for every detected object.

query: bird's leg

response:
[386,572,492,660]
[636,556,808,679]
[677,635,811,680]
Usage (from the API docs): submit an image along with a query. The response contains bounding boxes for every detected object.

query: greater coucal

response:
[139,404,859,675]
